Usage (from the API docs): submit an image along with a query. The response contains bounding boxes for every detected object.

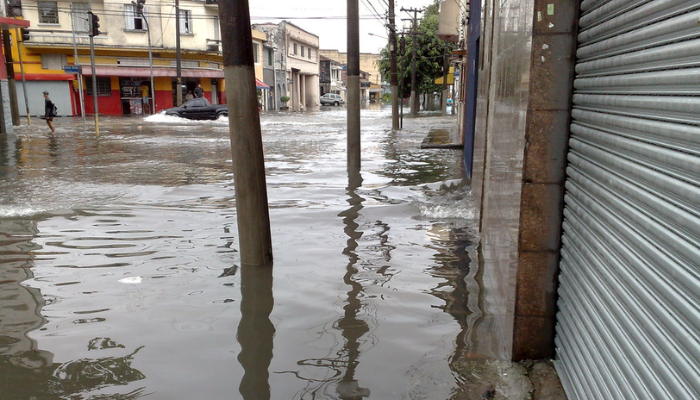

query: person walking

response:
[194,83,204,99]
[42,91,56,133]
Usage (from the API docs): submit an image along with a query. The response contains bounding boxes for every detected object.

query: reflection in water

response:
[335,172,370,399]
[237,264,275,400]
[0,219,147,399]
[2,112,479,398]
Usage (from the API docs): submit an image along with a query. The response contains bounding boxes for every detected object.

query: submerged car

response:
[320,93,344,106]
[163,98,228,120]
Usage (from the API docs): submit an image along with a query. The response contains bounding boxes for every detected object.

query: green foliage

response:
[378,0,455,97]
[280,95,290,104]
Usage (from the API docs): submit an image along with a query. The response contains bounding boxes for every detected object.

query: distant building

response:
[319,50,383,103]
[253,21,320,111]
[319,55,344,99]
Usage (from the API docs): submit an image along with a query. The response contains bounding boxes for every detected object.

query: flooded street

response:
[0,107,477,399]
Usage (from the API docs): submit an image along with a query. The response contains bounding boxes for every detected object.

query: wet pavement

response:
[0,107,564,399]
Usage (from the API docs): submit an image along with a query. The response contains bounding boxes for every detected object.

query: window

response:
[86,77,112,96]
[308,48,312,59]
[301,46,305,57]
[41,53,66,70]
[267,48,273,66]
[293,43,297,55]
[253,42,259,63]
[71,3,90,32]
[179,9,192,34]
[125,4,147,30]
[38,1,58,24]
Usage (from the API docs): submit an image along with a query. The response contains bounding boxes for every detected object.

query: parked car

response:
[320,93,345,106]
[163,98,228,120]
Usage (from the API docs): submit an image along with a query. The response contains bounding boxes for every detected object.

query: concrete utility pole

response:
[389,0,399,130]
[347,0,361,173]
[175,0,182,106]
[2,31,20,126]
[218,0,273,267]
[402,7,423,117]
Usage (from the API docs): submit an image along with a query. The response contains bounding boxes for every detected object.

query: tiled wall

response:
[470,0,579,360]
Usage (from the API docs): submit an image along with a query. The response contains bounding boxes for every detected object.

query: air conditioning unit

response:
[206,39,220,52]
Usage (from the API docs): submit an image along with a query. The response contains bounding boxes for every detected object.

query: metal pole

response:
[442,52,448,116]
[347,0,361,173]
[13,28,31,125]
[218,0,273,267]
[70,7,86,124]
[87,13,99,136]
[389,0,399,130]
[141,11,156,114]
[175,0,182,106]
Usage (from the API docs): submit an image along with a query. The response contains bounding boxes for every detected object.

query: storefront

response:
[120,77,150,115]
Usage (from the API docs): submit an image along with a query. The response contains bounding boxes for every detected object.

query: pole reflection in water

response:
[237,264,275,400]
[335,171,371,399]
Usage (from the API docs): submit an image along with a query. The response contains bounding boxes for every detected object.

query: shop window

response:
[38,1,59,24]
[86,77,112,96]
[125,4,147,30]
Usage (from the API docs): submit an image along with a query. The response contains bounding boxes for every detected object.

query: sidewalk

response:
[451,360,567,400]
[421,126,463,149]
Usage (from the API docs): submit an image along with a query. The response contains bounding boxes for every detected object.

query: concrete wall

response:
[470,0,578,360]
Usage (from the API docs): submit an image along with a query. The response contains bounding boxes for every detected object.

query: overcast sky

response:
[248,0,436,53]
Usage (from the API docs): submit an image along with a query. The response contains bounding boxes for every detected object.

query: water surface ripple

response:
[0,107,476,399]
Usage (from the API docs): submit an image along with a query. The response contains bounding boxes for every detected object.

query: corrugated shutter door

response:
[555,1,700,399]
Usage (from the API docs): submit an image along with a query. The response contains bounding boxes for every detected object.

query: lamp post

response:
[175,0,182,106]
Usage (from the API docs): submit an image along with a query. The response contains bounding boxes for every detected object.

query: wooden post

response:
[218,0,273,266]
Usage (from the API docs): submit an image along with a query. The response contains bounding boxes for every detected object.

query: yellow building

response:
[10,1,265,116]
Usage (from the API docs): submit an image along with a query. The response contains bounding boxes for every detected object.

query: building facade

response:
[253,21,319,111]
[319,54,344,98]
[10,0,266,116]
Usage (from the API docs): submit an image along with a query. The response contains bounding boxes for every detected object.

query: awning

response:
[256,78,270,89]
[81,66,224,78]
[0,17,29,30]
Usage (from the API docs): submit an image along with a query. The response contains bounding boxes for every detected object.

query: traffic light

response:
[89,12,100,37]
[7,0,22,17]
[20,28,30,42]
[135,0,146,14]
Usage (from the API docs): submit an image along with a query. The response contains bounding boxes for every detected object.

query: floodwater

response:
[0,107,477,400]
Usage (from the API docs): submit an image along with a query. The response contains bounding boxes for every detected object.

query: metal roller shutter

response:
[555,1,700,399]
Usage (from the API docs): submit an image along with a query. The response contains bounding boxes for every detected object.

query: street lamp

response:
[367,32,388,40]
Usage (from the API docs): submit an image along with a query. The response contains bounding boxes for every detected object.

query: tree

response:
[378,0,455,99]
